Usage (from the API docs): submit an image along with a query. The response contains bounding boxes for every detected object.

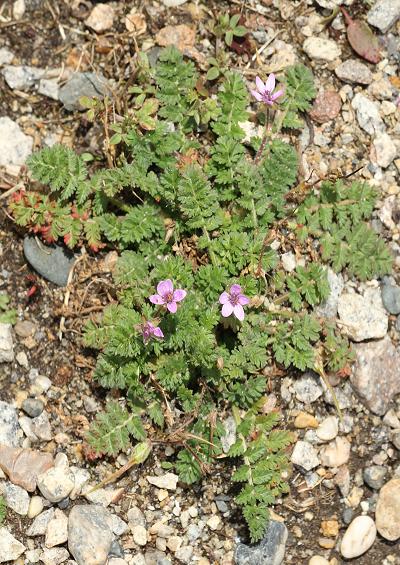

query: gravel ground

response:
[0,0,400,564]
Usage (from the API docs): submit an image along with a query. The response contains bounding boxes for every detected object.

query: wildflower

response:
[219,284,249,321]
[150,279,187,313]
[251,74,284,106]
[141,321,164,344]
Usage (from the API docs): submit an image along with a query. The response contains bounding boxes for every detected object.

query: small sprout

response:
[219,284,249,321]
[141,321,164,344]
[251,74,284,106]
[150,279,187,314]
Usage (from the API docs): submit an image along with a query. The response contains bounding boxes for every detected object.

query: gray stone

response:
[27,508,55,537]
[31,411,52,441]
[221,415,237,454]
[0,117,33,166]
[316,269,344,319]
[59,72,110,111]
[68,504,113,565]
[22,398,44,418]
[351,93,385,136]
[40,547,70,565]
[0,47,14,66]
[0,527,26,562]
[0,324,14,363]
[2,64,44,90]
[335,59,373,85]
[342,508,354,525]
[109,540,124,558]
[303,37,341,62]
[381,280,400,314]
[37,455,75,502]
[38,78,59,100]
[294,373,323,404]
[367,0,400,32]
[291,440,320,471]
[0,401,20,446]
[3,482,30,515]
[363,465,387,489]
[373,133,397,168]
[351,336,400,415]
[24,236,75,287]
[235,520,288,565]
[392,430,400,450]
[338,288,388,342]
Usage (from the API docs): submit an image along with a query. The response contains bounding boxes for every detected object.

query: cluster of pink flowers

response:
[142,280,250,344]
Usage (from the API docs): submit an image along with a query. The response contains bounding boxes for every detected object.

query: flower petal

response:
[265,73,275,93]
[150,294,164,305]
[230,284,242,294]
[271,89,284,101]
[167,301,177,314]
[221,303,234,317]
[238,294,250,305]
[219,291,230,305]
[153,327,164,338]
[173,289,187,302]
[255,76,264,93]
[250,89,263,101]
[233,304,245,321]
[157,279,173,296]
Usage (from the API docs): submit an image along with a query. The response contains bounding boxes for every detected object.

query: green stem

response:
[254,107,270,165]
[202,227,218,266]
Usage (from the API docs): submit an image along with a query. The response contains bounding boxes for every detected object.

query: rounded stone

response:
[363,465,387,490]
[132,525,147,546]
[335,59,373,85]
[309,90,342,123]
[375,478,400,541]
[340,516,376,559]
[309,557,330,565]
[28,496,44,519]
[381,282,400,314]
[22,398,44,418]
[316,416,338,442]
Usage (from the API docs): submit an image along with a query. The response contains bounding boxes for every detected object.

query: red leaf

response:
[341,8,381,64]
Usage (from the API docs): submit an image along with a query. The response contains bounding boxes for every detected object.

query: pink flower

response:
[141,321,164,344]
[149,279,187,313]
[251,74,284,106]
[219,284,250,321]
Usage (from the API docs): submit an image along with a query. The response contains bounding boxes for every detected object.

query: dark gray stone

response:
[22,398,44,418]
[58,72,110,111]
[381,281,400,314]
[363,465,387,489]
[0,401,20,447]
[108,540,124,558]
[57,497,70,510]
[235,520,288,565]
[342,508,354,525]
[23,236,75,287]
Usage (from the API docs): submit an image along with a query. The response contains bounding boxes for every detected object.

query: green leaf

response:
[206,66,220,81]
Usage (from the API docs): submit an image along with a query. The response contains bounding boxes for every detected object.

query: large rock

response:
[340,516,376,558]
[24,236,75,287]
[0,117,33,166]
[59,72,110,111]
[68,504,114,565]
[235,520,288,565]
[0,527,26,562]
[351,336,400,415]
[0,323,14,363]
[338,288,388,342]
[375,478,400,540]
[0,402,20,446]
[0,444,54,491]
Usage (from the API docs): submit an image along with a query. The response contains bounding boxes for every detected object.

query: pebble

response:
[28,495,44,518]
[294,412,318,429]
[335,465,351,497]
[375,478,400,540]
[16,351,29,368]
[0,527,26,562]
[0,401,19,446]
[38,78,59,100]
[132,524,148,546]
[342,507,354,525]
[127,506,146,527]
[303,37,341,62]
[317,269,344,319]
[206,514,221,531]
[335,59,373,85]
[161,0,188,5]
[338,288,388,342]
[0,47,14,66]
[319,437,350,467]
[309,90,342,123]
[221,415,237,453]
[22,398,44,418]
[0,445,54,491]
[84,485,124,506]
[281,251,296,272]
[340,516,376,559]
[29,411,52,440]
[14,320,36,338]
[27,508,55,537]
[68,504,114,565]
[3,482,29,515]
[58,72,110,111]
[70,467,90,500]
[367,0,400,33]
[85,3,115,32]
[235,520,288,565]
[0,323,14,363]
[40,547,70,565]
[24,236,75,287]
[309,557,329,565]
[37,453,75,502]
[351,93,385,136]
[110,514,129,536]
[381,279,400,314]
[363,465,387,489]
[383,408,400,429]
[392,430,400,450]
[294,373,323,404]
[373,133,397,168]
[2,64,44,90]
[146,473,178,491]
[351,336,400,415]
[45,509,68,548]
[316,416,338,442]
[291,440,320,471]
